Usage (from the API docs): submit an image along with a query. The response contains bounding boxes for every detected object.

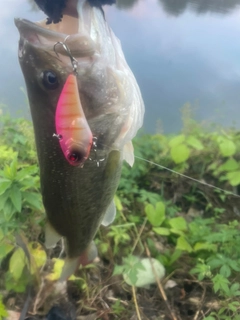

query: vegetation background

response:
[0,103,240,319]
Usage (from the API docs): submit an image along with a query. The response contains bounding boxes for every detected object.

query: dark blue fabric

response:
[46,306,72,320]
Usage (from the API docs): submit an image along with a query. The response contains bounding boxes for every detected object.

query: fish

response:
[15,0,144,280]
[55,74,93,167]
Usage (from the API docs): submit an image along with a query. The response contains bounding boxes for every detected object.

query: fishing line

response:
[91,140,240,198]
[134,155,240,199]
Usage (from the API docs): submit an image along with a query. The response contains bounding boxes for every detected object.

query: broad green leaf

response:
[193,242,217,252]
[155,201,166,223]
[0,145,17,162]
[228,299,240,309]
[169,249,182,265]
[16,165,38,181]
[220,264,231,277]
[0,190,9,210]
[0,295,8,318]
[9,247,26,280]
[176,236,192,252]
[10,157,18,179]
[3,158,18,180]
[124,258,165,287]
[208,162,218,171]
[226,171,240,186]
[121,256,147,285]
[9,184,22,213]
[153,227,170,236]
[145,202,165,227]
[186,136,204,150]
[0,243,14,262]
[170,228,186,237]
[218,138,236,157]
[169,135,185,148]
[113,265,125,275]
[168,217,187,231]
[128,262,145,285]
[218,158,239,172]
[0,179,12,196]
[170,144,190,164]
[230,283,240,292]
[20,177,39,190]
[213,274,229,293]
[228,259,240,272]
[22,192,42,210]
[4,270,28,293]
[114,195,123,212]
[46,258,76,281]
[28,242,47,273]
[207,257,224,269]
[123,255,145,270]
[3,166,12,180]
[170,229,185,236]
[3,200,16,221]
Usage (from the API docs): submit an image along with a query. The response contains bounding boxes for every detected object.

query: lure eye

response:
[68,151,85,164]
[41,71,59,90]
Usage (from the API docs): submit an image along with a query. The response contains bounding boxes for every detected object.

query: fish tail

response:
[59,241,98,282]
[59,257,80,282]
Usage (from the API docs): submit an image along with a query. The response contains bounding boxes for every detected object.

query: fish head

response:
[15,0,144,153]
[15,19,69,126]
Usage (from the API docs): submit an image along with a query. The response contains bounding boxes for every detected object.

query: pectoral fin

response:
[123,141,134,167]
[101,200,116,227]
[45,221,62,248]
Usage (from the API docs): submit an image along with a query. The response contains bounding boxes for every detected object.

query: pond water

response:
[1,0,240,133]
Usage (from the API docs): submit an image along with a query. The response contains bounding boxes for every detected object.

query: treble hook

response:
[89,137,105,167]
[53,36,78,74]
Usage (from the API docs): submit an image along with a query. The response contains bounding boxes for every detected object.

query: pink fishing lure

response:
[55,74,93,166]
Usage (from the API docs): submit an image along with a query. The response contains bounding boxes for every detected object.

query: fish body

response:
[55,74,93,167]
[15,0,144,280]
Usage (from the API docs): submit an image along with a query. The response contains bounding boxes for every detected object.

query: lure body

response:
[55,74,93,166]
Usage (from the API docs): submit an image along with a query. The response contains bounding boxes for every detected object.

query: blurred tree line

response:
[27,0,240,14]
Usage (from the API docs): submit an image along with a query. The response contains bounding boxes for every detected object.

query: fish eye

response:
[41,70,59,90]
[68,151,85,164]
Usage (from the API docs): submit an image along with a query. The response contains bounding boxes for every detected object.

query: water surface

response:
[1,0,240,133]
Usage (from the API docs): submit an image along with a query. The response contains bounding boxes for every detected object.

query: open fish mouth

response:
[14,0,112,58]
[15,0,93,35]
[14,17,96,60]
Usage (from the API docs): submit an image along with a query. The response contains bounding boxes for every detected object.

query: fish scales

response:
[15,0,144,280]
[42,148,121,258]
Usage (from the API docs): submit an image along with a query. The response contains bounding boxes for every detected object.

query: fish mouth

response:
[14,0,97,57]
[14,18,67,47]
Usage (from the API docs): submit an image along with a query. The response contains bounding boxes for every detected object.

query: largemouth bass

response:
[15,0,144,280]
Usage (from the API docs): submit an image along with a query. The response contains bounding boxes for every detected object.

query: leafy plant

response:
[0,296,8,320]
[1,107,240,318]
[0,157,42,234]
